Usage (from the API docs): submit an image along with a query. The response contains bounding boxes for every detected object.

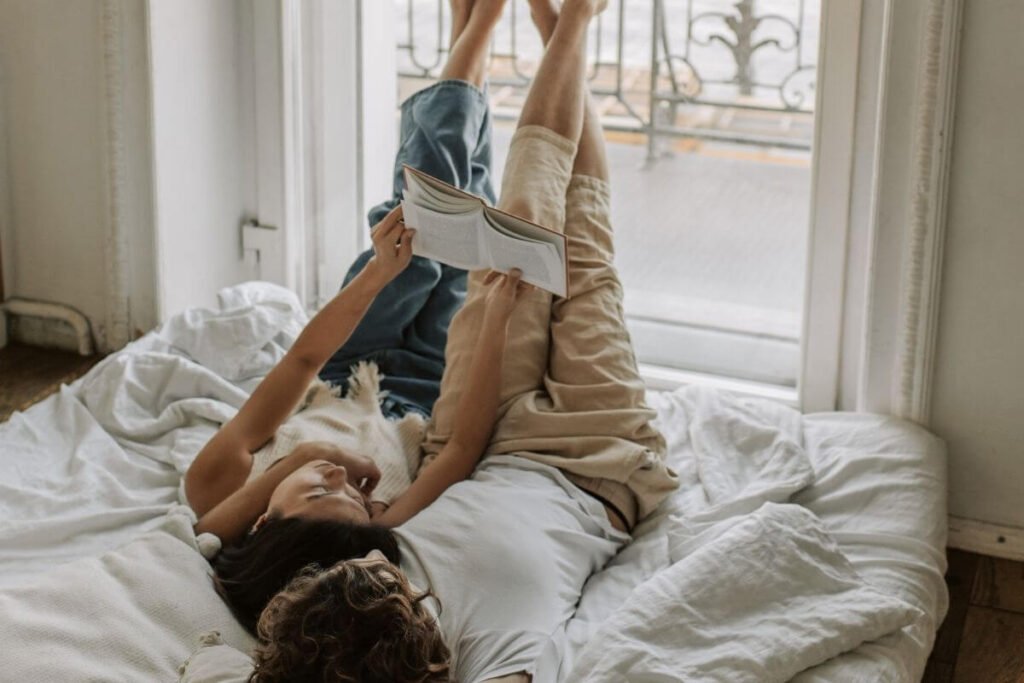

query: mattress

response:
[0,282,948,681]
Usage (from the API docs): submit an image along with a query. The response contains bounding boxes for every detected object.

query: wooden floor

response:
[2,344,1024,680]
[0,342,103,422]
[926,548,1024,682]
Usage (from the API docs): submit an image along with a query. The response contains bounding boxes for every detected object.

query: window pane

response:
[395,0,819,388]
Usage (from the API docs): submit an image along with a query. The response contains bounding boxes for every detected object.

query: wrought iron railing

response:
[396,0,819,153]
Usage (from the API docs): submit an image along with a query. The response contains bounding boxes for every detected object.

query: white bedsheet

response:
[0,282,948,681]
[565,503,921,683]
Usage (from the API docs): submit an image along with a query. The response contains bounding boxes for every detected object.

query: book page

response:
[404,167,482,214]
[400,201,486,271]
[401,165,567,296]
[405,178,477,215]
[481,213,566,297]
[409,166,489,204]
[482,209,568,297]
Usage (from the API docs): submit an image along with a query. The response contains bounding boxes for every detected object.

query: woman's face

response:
[267,459,372,524]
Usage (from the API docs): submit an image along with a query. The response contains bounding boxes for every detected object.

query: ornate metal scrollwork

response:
[661,0,815,110]
[396,0,819,153]
[780,65,817,110]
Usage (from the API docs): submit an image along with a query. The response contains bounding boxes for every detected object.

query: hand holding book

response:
[482,268,533,326]
[361,205,416,289]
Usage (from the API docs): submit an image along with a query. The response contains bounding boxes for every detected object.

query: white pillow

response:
[0,508,254,681]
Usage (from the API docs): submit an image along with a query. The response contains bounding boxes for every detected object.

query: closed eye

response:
[308,484,331,499]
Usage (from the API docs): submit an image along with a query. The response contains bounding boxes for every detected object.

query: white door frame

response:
[856,0,964,423]
[798,0,865,412]
[251,0,396,310]
[802,0,963,417]
[250,0,300,295]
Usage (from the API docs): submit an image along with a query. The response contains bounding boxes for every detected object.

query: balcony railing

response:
[397,0,819,155]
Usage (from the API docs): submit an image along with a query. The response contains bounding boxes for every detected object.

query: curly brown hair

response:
[249,558,450,683]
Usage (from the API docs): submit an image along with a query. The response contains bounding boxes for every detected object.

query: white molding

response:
[630,317,799,387]
[894,0,963,423]
[356,0,398,251]
[252,0,290,291]
[799,0,864,412]
[640,363,799,407]
[255,0,395,308]
[281,0,309,305]
[948,516,1024,562]
[303,0,362,308]
[101,0,131,351]
[856,0,964,422]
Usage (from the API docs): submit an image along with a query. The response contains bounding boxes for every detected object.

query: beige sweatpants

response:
[423,125,679,530]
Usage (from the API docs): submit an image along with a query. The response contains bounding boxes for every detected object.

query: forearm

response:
[289,267,388,368]
[376,271,525,528]
[448,312,509,467]
[200,267,387,458]
[377,312,509,527]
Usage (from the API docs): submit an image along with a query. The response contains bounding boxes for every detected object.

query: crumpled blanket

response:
[557,386,921,683]
[0,282,305,586]
[564,503,921,683]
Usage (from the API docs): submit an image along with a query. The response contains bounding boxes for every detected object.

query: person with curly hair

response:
[186,0,680,680]
[250,553,450,683]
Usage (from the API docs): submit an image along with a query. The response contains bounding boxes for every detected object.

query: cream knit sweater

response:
[245,362,426,505]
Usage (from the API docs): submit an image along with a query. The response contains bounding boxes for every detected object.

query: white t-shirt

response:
[394,455,628,683]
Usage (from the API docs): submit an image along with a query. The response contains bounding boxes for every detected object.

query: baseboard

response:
[948,516,1024,561]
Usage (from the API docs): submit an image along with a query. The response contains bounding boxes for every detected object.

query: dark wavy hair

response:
[212,516,401,634]
[250,561,450,683]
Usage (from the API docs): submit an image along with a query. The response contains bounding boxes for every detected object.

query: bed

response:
[0,282,948,682]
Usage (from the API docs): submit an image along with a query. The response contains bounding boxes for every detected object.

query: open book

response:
[399,165,569,297]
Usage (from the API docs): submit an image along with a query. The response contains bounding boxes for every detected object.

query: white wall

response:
[148,0,257,320]
[0,0,256,345]
[0,0,116,345]
[930,0,1024,528]
[1,0,382,345]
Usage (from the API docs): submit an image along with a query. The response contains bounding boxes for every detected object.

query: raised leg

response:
[442,0,506,87]
[423,0,602,457]
[321,0,502,417]
[529,0,608,180]
[448,0,471,50]
[479,0,679,531]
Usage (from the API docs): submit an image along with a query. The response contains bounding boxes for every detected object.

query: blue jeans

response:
[319,80,495,419]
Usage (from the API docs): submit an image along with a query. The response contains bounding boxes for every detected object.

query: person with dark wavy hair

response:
[210,518,400,636]
[185,0,681,681]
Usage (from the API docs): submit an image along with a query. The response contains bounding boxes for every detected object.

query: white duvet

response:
[0,282,948,682]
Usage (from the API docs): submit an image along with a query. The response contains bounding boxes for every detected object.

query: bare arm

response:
[378,271,528,527]
[192,444,316,545]
[184,208,414,519]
